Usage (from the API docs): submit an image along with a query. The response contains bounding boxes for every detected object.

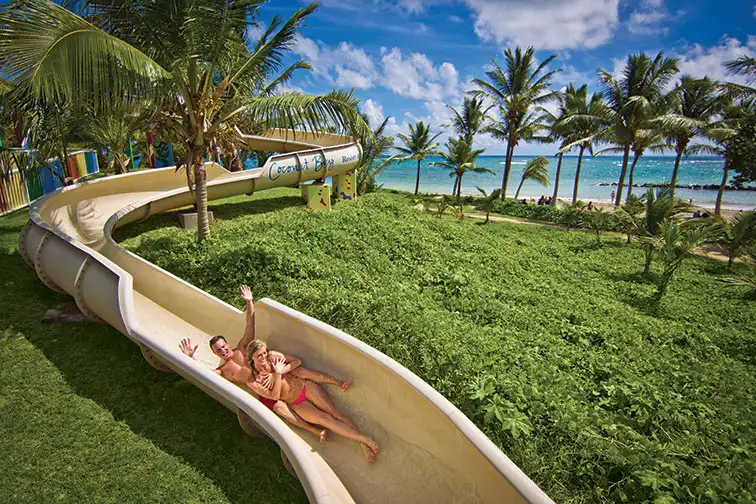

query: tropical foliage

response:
[395,121,441,195]
[472,46,560,198]
[514,156,549,199]
[356,115,397,195]
[0,0,368,240]
[117,188,756,504]
[430,137,491,208]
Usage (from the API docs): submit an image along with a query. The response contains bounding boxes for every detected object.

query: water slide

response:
[19,128,553,504]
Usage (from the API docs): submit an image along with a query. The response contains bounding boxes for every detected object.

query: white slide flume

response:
[20,129,553,504]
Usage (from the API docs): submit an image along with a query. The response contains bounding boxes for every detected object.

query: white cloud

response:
[627,0,684,36]
[293,37,379,87]
[448,15,464,23]
[551,65,594,87]
[465,0,620,50]
[361,99,385,127]
[676,36,756,85]
[381,48,461,100]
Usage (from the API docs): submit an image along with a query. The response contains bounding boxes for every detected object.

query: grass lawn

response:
[116,187,756,504]
[0,209,306,503]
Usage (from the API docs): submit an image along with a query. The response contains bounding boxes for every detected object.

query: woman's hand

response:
[240,285,253,303]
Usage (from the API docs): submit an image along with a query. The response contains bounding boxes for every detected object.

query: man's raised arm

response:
[237,284,255,352]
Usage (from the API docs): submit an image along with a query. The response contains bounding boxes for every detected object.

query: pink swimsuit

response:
[257,373,307,405]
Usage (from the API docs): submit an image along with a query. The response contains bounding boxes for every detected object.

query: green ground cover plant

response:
[0,209,306,504]
[117,188,756,504]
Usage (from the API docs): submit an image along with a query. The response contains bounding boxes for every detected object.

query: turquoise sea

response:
[376,155,756,210]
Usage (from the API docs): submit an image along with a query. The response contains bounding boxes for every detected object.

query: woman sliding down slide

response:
[247,340,380,464]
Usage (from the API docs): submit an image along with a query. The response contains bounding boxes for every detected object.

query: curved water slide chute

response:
[19,128,553,504]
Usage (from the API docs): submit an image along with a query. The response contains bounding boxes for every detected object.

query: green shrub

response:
[120,189,756,504]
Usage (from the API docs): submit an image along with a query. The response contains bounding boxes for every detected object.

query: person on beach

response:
[610,190,616,201]
[587,201,594,211]
[179,285,336,442]
[247,340,381,464]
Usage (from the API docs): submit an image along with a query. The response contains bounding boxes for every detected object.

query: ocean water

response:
[375,155,756,210]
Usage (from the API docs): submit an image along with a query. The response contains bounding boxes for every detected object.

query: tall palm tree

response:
[445,96,492,143]
[560,84,605,204]
[429,136,491,208]
[356,114,397,195]
[595,129,665,200]
[689,103,751,215]
[0,0,368,241]
[724,56,756,99]
[536,90,567,207]
[514,156,549,199]
[395,121,442,195]
[591,52,679,206]
[659,76,724,193]
[718,210,756,269]
[472,46,560,199]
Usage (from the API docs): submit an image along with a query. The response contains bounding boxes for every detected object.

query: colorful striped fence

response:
[0,149,99,216]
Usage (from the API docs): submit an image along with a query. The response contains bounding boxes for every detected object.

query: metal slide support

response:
[18,220,34,268]
[34,231,66,293]
[72,257,104,323]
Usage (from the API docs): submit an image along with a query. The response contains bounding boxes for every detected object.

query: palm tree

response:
[536,90,568,207]
[514,156,549,199]
[724,56,756,99]
[638,188,690,274]
[0,0,368,241]
[652,220,719,297]
[396,121,442,195]
[718,210,756,269]
[592,52,679,206]
[475,186,502,223]
[356,114,398,195]
[78,103,147,174]
[445,96,492,143]
[580,208,612,244]
[429,137,491,208]
[559,84,605,204]
[689,103,749,216]
[595,129,665,200]
[472,46,560,199]
[659,76,724,193]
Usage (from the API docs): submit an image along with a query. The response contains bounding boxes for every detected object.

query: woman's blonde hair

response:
[246,339,269,376]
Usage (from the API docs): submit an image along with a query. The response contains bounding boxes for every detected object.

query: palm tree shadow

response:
[0,249,306,504]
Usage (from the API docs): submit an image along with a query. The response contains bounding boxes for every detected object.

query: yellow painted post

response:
[333,170,356,202]
[305,183,331,211]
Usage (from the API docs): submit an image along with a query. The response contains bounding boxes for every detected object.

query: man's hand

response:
[180,338,198,358]
[240,285,253,303]
[272,357,287,375]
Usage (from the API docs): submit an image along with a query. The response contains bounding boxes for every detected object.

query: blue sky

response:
[258,0,756,155]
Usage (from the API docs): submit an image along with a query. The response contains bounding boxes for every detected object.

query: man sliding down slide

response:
[179,285,349,443]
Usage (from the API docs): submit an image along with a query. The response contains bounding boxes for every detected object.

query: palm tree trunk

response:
[551,153,563,207]
[452,174,459,199]
[627,154,640,199]
[501,138,514,199]
[615,144,631,206]
[715,159,729,217]
[670,147,683,195]
[193,150,210,241]
[572,146,586,204]
[515,176,525,199]
[457,174,463,210]
[414,159,422,195]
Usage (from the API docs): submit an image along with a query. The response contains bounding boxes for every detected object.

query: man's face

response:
[211,339,233,360]
[252,347,270,372]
